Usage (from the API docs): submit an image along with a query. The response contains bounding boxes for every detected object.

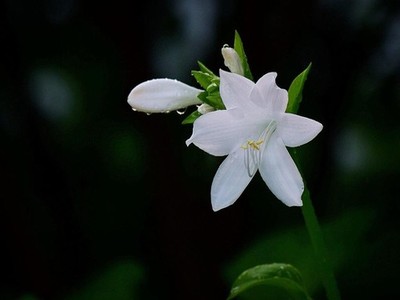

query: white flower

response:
[186,70,323,211]
[128,79,203,113]
[221,46,244,75]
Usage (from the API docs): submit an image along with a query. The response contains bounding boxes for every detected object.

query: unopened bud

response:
[221,45,244,76]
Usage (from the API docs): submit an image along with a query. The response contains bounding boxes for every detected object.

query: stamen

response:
[242,120,277,177]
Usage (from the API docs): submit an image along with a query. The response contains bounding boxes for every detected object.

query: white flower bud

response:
[221,45,244,76]
[128,79,202,113]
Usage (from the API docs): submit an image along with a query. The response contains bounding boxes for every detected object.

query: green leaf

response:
[287,63,312,114]
[227,263,311,300]
[233,30,253,81]
[182,110,202,124]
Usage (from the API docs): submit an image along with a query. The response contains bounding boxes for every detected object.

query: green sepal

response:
[227,263,311,300]
[182,110,202,125]
[233,30,253,81]
[197,91,224,110]
[196,91,211,105]
[206,82,219,93]
[197,61,217,76]
[206,94,225,110]
[192,70,214,90]
[191,61,219,90]
[196,91,208,102]
[287,63,312,114]
[191,61,225,110]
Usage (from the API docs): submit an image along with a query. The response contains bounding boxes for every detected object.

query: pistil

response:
[242,120,277,177]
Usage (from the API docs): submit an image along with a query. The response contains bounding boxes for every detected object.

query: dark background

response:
[2,0,400,299]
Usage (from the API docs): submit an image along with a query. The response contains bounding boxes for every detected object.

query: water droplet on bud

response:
[176,108,187,115]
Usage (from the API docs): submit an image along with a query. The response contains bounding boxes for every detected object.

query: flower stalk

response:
[300,185,341,300]
[287,65,341,300]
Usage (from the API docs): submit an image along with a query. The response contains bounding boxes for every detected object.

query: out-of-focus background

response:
[2,0,400,299]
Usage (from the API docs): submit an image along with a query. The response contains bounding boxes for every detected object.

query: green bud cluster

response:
[182,31,253,124]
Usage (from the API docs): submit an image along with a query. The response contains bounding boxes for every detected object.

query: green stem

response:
[301,187,341,300]
[290,149,340,300]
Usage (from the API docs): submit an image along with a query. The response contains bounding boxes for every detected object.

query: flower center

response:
[241,120,277,177]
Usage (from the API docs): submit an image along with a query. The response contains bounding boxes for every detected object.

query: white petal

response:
[259,133,303,206]
[127,79,202,113]
[219,69,255,110]
[278,113,323,147]
[211,150,254,211]
[186,108,265,156]
[250,73,288,112]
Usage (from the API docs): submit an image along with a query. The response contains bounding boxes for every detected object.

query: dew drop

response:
[176,108,187,115]
[146,112,152,116]
[131,107,137,112]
